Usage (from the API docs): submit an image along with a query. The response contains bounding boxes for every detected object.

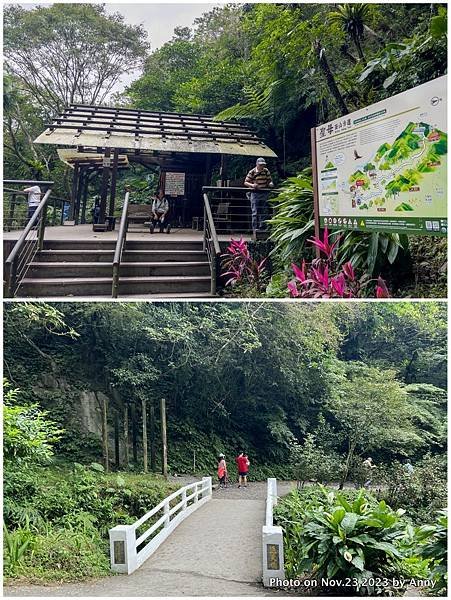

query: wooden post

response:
[99,148,111,224]
[142,398,148,473]
[123,404,129,469]
[100,393,109,472]
[150,403,156,472]
[161,398,168,479]
[311,127,321,259]
[131,401,138,463]
[69,162,80,221]
[219,154,227,186]
[114,411,120,470]
[81,171,90,224]
[109,148,119,216]
[74,167,85,225]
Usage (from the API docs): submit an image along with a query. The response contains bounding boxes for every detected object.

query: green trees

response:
[3,301,446,477]
[328,4,374,61]
[3,3,149,185]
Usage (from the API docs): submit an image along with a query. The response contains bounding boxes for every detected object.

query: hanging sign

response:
[313,76,447,236]
[165,172,186,196]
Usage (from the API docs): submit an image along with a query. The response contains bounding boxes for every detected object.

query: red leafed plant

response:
[288,228,390,299]
[221,237,268,291]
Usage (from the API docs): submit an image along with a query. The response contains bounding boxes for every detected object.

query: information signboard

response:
[165,172,186,196]
[313,76,447,236]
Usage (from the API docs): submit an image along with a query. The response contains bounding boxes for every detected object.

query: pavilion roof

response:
[34,104,277,158]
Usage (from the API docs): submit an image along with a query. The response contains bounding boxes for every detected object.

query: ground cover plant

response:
[274,486,447,596]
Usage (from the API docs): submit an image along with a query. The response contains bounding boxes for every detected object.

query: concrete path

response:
[5,482,295,597]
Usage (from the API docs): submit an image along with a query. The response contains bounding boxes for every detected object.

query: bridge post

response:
[202,476,212,499]
[262,478,285,587]
[109,524,137,575]
[182,488,187,510]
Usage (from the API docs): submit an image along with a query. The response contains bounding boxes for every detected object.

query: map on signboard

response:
[165,172,185,196]
[315,76,447,235]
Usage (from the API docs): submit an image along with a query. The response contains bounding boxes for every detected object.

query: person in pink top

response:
[217,453,227,488]
[235,451,250,488]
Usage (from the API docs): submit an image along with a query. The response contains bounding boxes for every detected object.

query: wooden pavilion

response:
[34,104,277,229]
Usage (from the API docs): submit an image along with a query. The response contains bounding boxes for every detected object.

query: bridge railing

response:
[262,478,285,586]
[109,476,212,575]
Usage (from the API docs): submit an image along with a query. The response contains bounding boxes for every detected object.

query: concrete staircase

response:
[18,239,212,298]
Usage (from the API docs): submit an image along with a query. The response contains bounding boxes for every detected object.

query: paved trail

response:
[5,481,295,597]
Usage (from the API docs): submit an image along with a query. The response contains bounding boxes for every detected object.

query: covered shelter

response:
[34,104,277,229]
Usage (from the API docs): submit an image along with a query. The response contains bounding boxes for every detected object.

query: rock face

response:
[79,390,104,436]
[33,375,107,441]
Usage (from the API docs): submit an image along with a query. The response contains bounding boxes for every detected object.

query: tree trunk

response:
[339,438,356,489]
[142,398,148,473]
[353,36,365,61]
[123,404,129,469]
[150,403,156,472]
[313,39,349,116]
[161,398,168,479]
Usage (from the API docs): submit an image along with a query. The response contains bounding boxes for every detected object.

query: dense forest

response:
[3,3,447,297]
[3,301,447,586]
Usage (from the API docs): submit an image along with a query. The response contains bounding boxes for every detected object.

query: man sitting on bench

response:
[150,189,171,234]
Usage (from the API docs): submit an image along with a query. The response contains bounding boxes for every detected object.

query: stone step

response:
[125,240,203,251]
[43,239,117,251]
[122,250,208,263]
[27,261,211,279]
[18,275,211,297]
[36,249,208,263]
[37,249,115,262]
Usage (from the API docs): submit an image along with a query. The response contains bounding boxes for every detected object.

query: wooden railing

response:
[202,192,221,295]
[4,188,53,298]
[112,191,130,298]
[109,477,212,575]
[262,478,285,586]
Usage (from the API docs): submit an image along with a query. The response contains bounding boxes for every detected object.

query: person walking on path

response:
[244,158,274,233]
[362,457,376,488]
[236,451,250,488]
[217,453,228,488]
[23,184,42,222]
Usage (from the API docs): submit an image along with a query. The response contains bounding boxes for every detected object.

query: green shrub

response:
[374,455,447,523]
[274,486,412,595]
[416,510,447,596]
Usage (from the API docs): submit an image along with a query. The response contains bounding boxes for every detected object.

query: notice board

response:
[313,76,447,236]
[165,172,186,196]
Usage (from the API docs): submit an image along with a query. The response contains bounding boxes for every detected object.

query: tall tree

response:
[4,3,149,117]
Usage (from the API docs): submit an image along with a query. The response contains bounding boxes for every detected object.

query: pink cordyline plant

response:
[221,238,267,290]
[288,228,390,298]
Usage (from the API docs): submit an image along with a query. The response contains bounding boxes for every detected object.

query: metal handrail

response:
[202,192,221,295]
[112,191,130,298]
[4,188,53,297]
[3,180,54,187]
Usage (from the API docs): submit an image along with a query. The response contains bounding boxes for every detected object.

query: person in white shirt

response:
[23,185,42,222]
[150,189,171,233]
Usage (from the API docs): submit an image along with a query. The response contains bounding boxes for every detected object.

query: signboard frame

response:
[311,76,447,239]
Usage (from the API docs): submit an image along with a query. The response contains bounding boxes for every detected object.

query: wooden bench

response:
[128,204,153,227]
